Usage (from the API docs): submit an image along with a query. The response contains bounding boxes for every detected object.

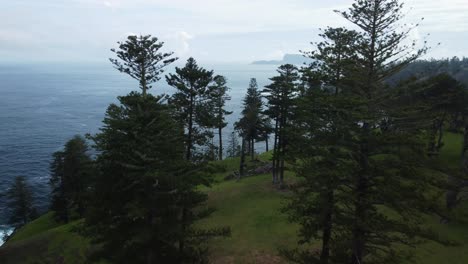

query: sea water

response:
[0,62,277,238]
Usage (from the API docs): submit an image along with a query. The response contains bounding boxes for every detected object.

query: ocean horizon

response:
[0,62,278,231]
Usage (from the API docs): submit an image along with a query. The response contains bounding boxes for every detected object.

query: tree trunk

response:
[320,189,334,264]
[179,206,188,254]
[272,118,279,184]
[436,118,444,152]
[218,127,223,160]
[278,114,285,187]
[247,139,251,159]
[251,138,255,161]
[240,137,246,177]
[186,95,194,161]
[140,61,147,97]
[351,124,370,264]
[265,136,269,152]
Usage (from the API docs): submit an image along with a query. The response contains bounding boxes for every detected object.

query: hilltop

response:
[2,135,468,264]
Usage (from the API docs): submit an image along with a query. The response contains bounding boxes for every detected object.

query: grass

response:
[2,143,468,263]
[8,212,60,243]
[199,173,298,263]
[439,132,463,169]
[0,215,90,264]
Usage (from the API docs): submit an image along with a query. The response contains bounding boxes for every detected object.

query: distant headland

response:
[251,54,313,65]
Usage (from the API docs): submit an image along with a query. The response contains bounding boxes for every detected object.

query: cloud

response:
[1,0,467,62]
[265,49,286,60]
[103,1,113,7]
[165,31,194,57]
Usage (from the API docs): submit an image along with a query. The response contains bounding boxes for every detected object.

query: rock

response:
[254,163,273,174]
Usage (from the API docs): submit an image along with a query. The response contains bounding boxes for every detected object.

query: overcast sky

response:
[1,0,468,64]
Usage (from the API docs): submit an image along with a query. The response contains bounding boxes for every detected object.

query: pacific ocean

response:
[0,62,277,235]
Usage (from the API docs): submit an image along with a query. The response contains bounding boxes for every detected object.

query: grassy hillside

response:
[2,137,468,263]
[0,213,89,264]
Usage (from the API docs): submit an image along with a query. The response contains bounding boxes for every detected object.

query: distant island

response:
[252,54,313,65]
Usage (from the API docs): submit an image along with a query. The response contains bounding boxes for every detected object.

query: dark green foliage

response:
[209,75,232,160]
[284,26,361,264]
[166,58,215,161]
[388,57,468,87]
[6,176,37,228]
[263,64,300,186]
[226,130,241,158]
[235,78,267,162]
[86,92,229,263]
[49,135,93,222]
[285,1,446,263]
[110,35,177,96]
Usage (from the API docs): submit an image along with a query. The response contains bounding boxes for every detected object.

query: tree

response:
[235,78,266,161]
[87,92,228,264]
[263,64,300,186]
[87,47,228,263]
[284,27,359,264]
[110,35,177,96]
[166,58,215,161]
[337,1,436,263]
[49,135,94,222]
[6,176,36,228]
[226,130,241,158]
[285,1,444,263]
[209,75,232,160]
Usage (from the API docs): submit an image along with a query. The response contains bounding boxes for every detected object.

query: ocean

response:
[0,62,277,235]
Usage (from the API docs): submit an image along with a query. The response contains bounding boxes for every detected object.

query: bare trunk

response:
[179,207,188,254]
[320,189,334,264]
[272,118,279,184]
[186,95,194,161]
[240,137,246,177]
[251,138,255,161]
[351,122,370,264]
[218,127,223,160]
[436,116,445,152]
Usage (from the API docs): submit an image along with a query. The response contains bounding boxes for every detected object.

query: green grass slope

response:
[0,213,90,264]
[2,138,468,263]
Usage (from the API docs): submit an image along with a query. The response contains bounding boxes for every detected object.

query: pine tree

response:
[209,75,232,160]
[235,78,266,162]
[110,35,177,96]
[49,135,93,222]
[285,1,445,263]
[87,46,228,263]
[166,58,215,161]
[6,176,36,228]
[226,130,241,158]
[338,1,436,263]
[263,64,300,186]
[284,27,359,264]
[87,92,228,264]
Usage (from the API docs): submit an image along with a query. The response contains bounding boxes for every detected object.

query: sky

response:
[1,0,468,64]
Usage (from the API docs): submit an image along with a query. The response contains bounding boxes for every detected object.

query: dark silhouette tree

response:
[87,92,228,264]
[263,64,300,186]
[283,27,359,264]
[285,1,446,263]
[166,58,215,161]
[235,78,266,162]
[49,135,94,222]
[86,44,228,264]
[226,130,241,158]
[6,176,36,228]
[110,35,177,96]
[209,75,232,160]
